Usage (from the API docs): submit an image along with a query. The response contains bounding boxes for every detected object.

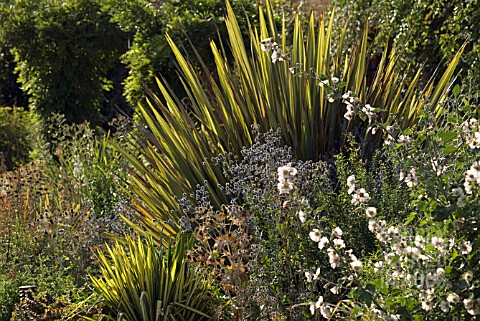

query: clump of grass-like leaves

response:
[90,234,214,321]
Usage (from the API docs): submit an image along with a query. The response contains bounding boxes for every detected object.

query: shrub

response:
[0,276,22,321]
[46,113,130,218]
[331,0,480,91]
[0,141,131,320]
[0,0,128,126]
[0,107,43,171]
[183,80,480,319]
[183,127,411,319]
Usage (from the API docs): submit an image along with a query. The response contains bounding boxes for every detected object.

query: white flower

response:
[310,296,325,315]
[347,250,356,260]
[374,261,383,273]
[349,96,360,104]
[460,240,473,254]
[467,131,480,149]
[327,248,340,269]
[368,220,379,232]
[386,125,394,133]
[397,134,411,144]
[278,164,297,178]
[414,235,426,249]
[351,188,370,205]
[309,229,322,242]
[271,45,282,63]
[305,271,313,283]
[342,91,352,99]
[387,226,399,238]
[277,164,297,194]
[406,246,420,259]
[344,110,355,121]
[350,259,363,272]
[436,267,445,277]
[431,236,444,250]
[288,67,295,74]
[376,231,388,243]
[440,300,450,313]
[306,268,321,283]
[332,227,343,237]
[365,207,377,218]
[333,238,346,249]
[464,296,475,310]
[362,104,375,122]
[319,79,329,87]
[468,303,480,315]
[320,305,333,319]
[330,285,339,294]
[421,299,434,311]
[331,77,339,84]
[298,210,307,223]
[277,181,294,194]
[260,37,273,51]
[447,293,460,304]
[463,270,474,282]
[404,167,418,187]
[464,163,480,195]
[347,175,355,186]
[346,175,355,194]
[318,236,330,249]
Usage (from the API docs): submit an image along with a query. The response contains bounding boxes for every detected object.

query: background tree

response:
[102,0,260,106]
[331,0,480,92]
[0,0,129,126]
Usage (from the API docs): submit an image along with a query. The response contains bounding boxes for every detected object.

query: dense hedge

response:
[0,0,265,126]
[332,0,480,90]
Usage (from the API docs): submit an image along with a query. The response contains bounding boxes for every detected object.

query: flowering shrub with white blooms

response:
[183,41,479,320]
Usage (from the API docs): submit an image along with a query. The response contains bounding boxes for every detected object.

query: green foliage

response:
[102,0,259,106]
[116,0,462,240]
[181,129,411,319]
[0,107,43,171]
[183,84,480,318]
[0,276,21,321]
[46,114,130,217]
[0,149,131,320]
[0,214,88,321]
[0,0,128,125]
[336,87,480,319]
[331,0,480,90]
[11,290,72,321]
[90,235,214,321]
